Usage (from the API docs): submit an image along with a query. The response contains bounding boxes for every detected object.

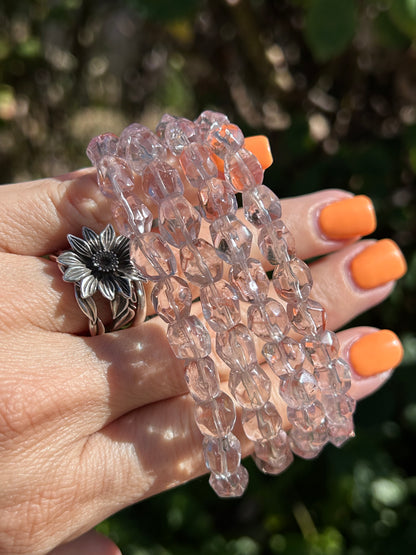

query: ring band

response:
[55,224,147,335]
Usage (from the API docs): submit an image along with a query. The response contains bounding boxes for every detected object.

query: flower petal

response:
[67,234,92,257]
[57,251,83,266]
[122,263,143,281]
[100,224,116,251]
[98,276,116,300]
[116,276,132,298]
[63,265,91,282]
[80,274,98,298]
[82,227,101,250]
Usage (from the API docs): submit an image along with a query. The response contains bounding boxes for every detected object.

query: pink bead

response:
[229,258,270,302]
[258,221,295,265]
[117,123,167,173]
[253,431,294,474]
[287,400,326,433]
[159,194,201,248]
[242,402,282,441]
[155,113,177,140]
[224,148,264,191]
[151,275,192,324]
[180,238,223,286]
[200,280,241,332]
[185,357,220,402]
[86,133,118,166]
[287,299,326,336]
[247,298,289,340]
[216,323,257,371]
[194,110,230,140]
[229,363,271,409]
[210,214,253,265]
[272,258,313,303]
[279,370,319,409]
[96,155,136,199]
[289,427,327,459]
[209,466,248,498]
[167,315,211,359]
[243,185,282,228]
[262,337,305,376]
[206,123,244,159]
[143,161,184,204]
[179,143,218,189]
[112,193,153,237]
[203,433,242,475]
[130,232,176,281]
[198,178,237,222]
[194,391,236,437]
[164,117,197,154]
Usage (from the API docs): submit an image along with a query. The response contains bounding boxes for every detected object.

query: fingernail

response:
[350,239,407,289]
[350,329,404,377]
[319,195,376,240]
[243,135,273,169]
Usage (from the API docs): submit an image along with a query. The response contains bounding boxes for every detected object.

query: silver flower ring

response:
[55,224,147,335]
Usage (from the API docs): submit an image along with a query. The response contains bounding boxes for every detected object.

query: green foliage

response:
[304,0,357,61]
[390,0,416,39]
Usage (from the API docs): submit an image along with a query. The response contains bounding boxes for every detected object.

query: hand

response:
[0,166,406,555]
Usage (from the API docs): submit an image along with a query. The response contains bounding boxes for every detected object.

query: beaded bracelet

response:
[86,111,356,497]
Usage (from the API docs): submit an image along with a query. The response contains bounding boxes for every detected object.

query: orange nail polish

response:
[350,239,407,289]
[350,330,404,377]
[319,195,377,240]
[213,135,273,173]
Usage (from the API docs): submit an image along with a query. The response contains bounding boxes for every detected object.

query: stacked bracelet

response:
[86,110,356,498]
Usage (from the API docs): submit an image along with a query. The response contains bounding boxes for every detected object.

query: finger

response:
[48,530,121,555]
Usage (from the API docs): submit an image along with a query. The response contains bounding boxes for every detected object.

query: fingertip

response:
[48,530,121,555]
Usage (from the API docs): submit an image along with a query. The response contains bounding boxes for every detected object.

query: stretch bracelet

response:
[86,111,356,497]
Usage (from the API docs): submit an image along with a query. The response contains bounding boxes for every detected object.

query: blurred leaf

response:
[389,0,416,40]
[304,0,357,62]
[128,0,201,22]
[373,10,411,49]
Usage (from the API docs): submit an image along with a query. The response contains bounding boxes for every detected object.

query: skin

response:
[0,168,397,555]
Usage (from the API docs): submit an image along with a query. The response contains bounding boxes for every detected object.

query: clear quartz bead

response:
[243,185,282,228]
[203,433,242,476]
[289,427,327,459]
[143,161,184,204]
[198,178,237,221]
[164,117,197,154]
[151,275,192,324]
[224,148,264,191]
[272,258,313,303]
[194,110,230,141]
[287,299,326,336]
[247,299,289,341]
[200,280,241,332]
[216,324,257,371]
[185,357,221,402]
[131,232,176,280]
[242,402,282,441]
[86,133,118,166]
[315,360,351,395]
[180,238,223,286]
[209,465,248,498]
[179,143,218,189]
[194,392,236,437]
[159,194,201,248]
[210,215,253,265]
[206,122,244,158]
[287,400,326,433]
[253,431,294,474]
[112,193,153,237]
[263,337,305,376]
[117,123,167,172]
[229,258,269,302]
[279,370,319,409]
[96,155,137,199]
[167,315,211,359]
[155,113,177,140]
[258,221,295,265]
[229,363,271,409]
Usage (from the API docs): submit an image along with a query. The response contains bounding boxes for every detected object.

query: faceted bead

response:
[327,413,355,447]
[210,215,252,265]
[179,143,218,189]
[151,275,192,324]
[96,155,136,199]
[332,358,352,393]
[247,299,289,341]
[287,400,326,433]
[272,258,313,303]
[198,178,237,222]
[302,335,332,368]
[180,238,223,286]
[203,433,242,476]
[112,193,153,237]
[117,123,167,173]
[258,221,295,265]
[262,337,305,376]
[195,110,230,141]
[143,161,184,205]
[200,280,240,332]
[315,363,350,395]
[287,299,326,336]
[206,123,244,159]
[243,185,282,229]
[229,258,269,302]
[159,194,201,248]
[229,363,271,409]
[253,431,294,474]
[86,133,118,166]
[194,392,236,437]
[289,427,327,459]
[323,393,356,425]
[155,113,177,140]
[167,315,211,359]
[185,357,220,402]
[131,232,176,281]
[242,402,282,441]
[209,465,248,498]
[224,148,264,192]
[216,324,257,371]
[164,117,197,155]
[279,370,319,409]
